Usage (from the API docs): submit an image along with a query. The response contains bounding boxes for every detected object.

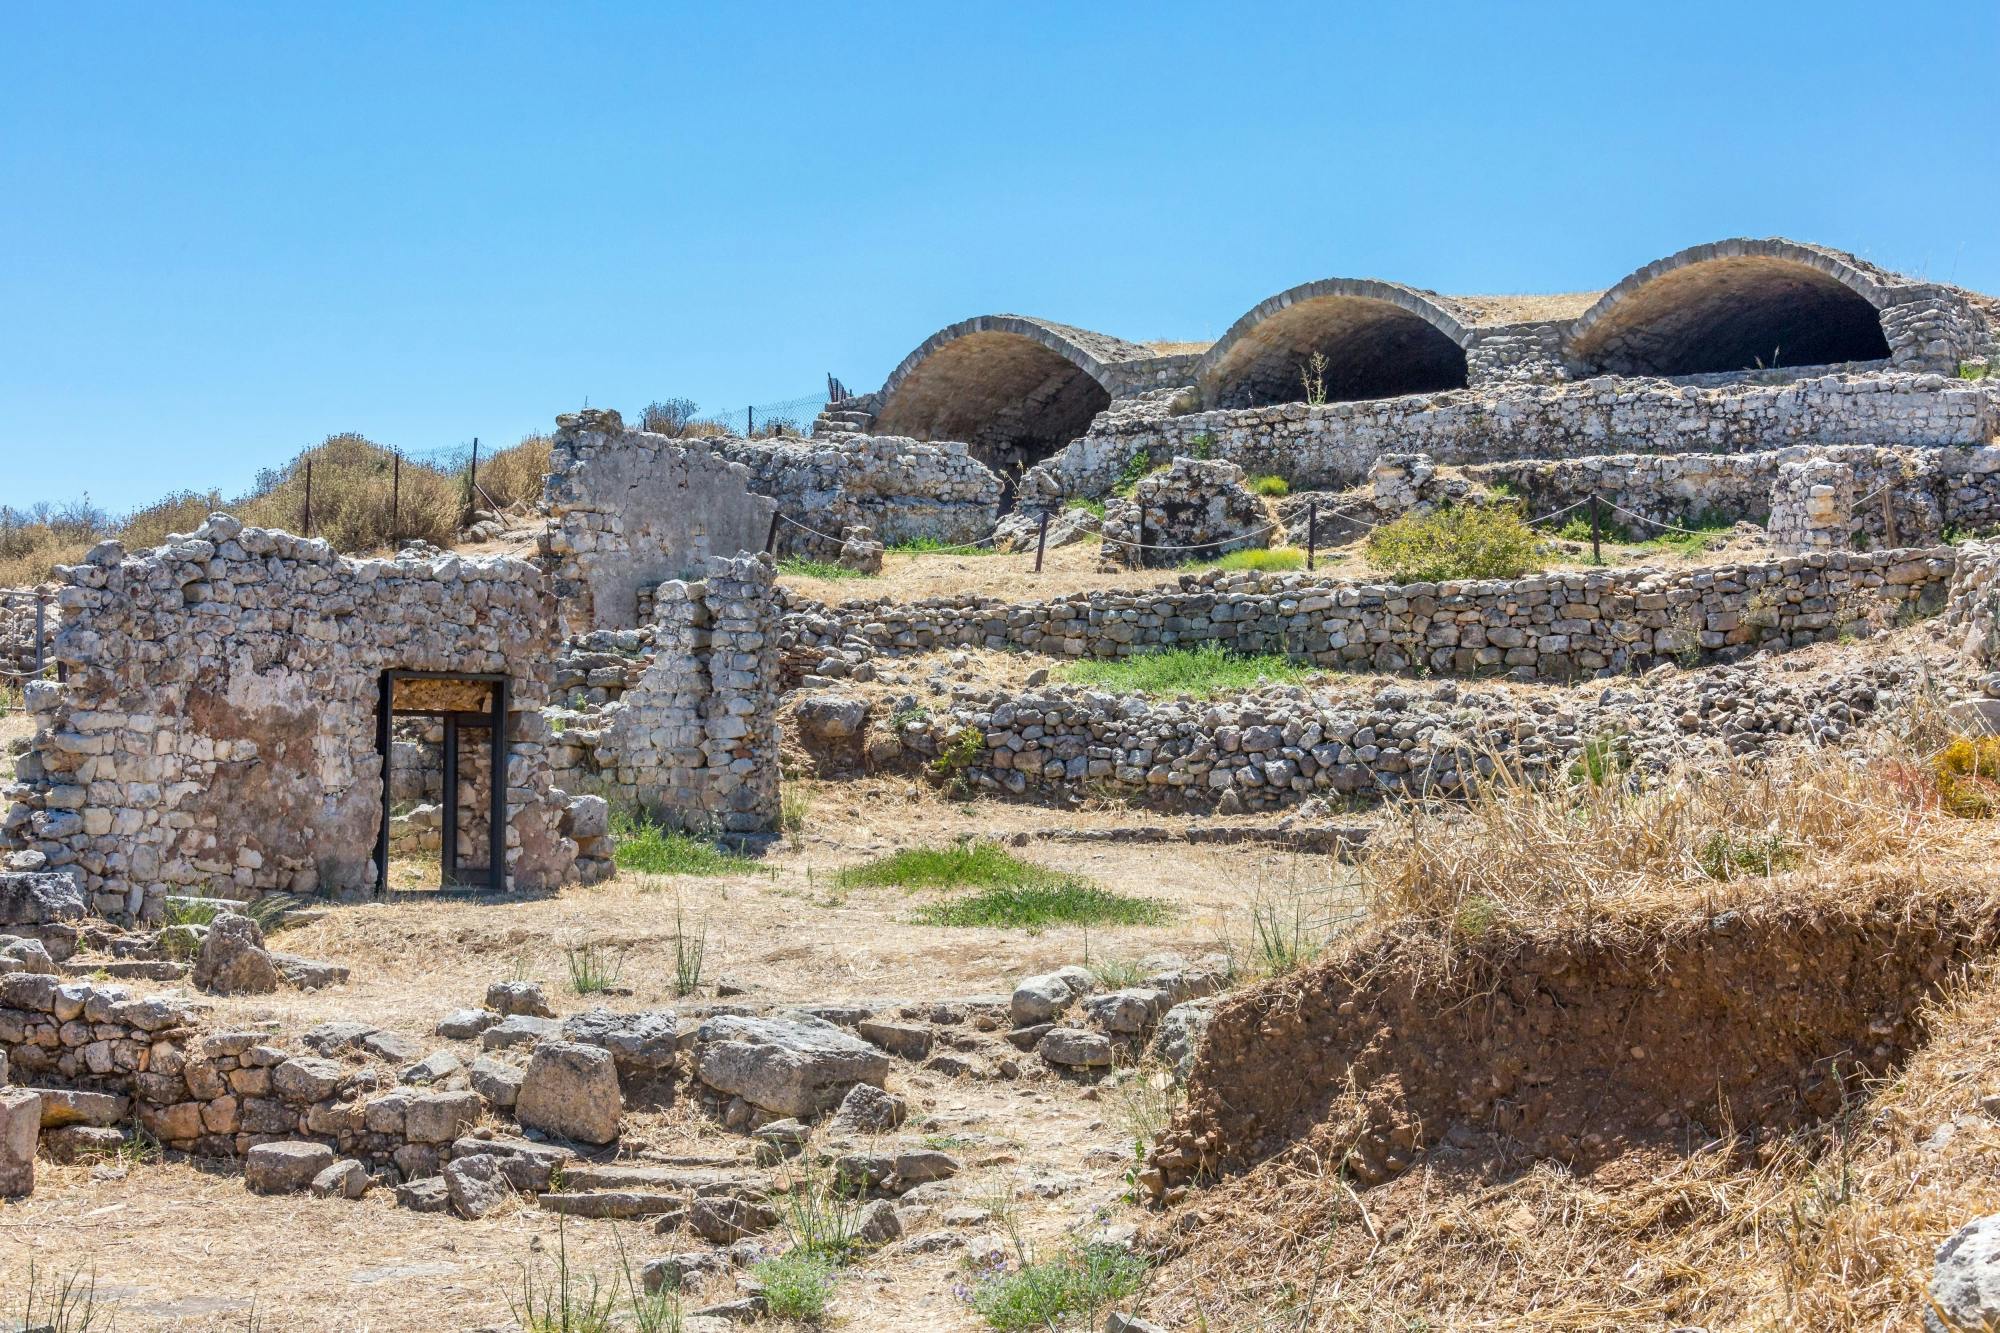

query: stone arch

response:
[1567,238,1894,377]
[1195,279,1471,410]
[872,315,1135,476]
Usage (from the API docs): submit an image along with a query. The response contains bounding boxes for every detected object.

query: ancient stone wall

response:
[891,656,1906,811]
[1945,539,2000,669]
[0,517,577,918]
[1767,458,1857,555]
[783,549,1953,682]
[1463,323,1570,386]
[541,409,777,633]
[1019,371,2000,506]
[1882,287,1998,373]
[0,590,54,679]
[698,434,1002,555]
[545,555,781,835]
[1098,458,1275,570]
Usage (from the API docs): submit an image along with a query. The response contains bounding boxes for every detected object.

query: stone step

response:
[65,959,187,982]
[537,1190,690,1220]
[558,1163,765,1197]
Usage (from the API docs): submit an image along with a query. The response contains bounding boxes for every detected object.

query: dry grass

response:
[472,434,553,512]
[1357,746,1947,954]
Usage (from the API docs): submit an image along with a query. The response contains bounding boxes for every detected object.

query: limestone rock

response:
[856,1017,933,1061]
[0,1088,39,1196]
[438,1008,501,1040]
[690,1012,891,1118]
[560,1007,678,1079]
[828,1082,906,1136]
[687,1195,778,1243]
[1038,1027,1114,1068]
[469,1056,526,1110]
[36,1088,129,1128]
[311,1158,373,1200]
[481,1015,560,1050]
[1930,1213,2000,1333]
[191,913,279,995]
[1010,966,1094,1027]
[486,980,555,1018]
[41,1125,124,1163]
[446,1152,514,1220]
[516,1041,622,1145]
[244,1140,334,1194]
[855,1197,902,1245]
[0,871,85,927]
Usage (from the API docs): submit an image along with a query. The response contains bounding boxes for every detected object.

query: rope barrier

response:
[1098,521,1284,553]
[776,512,1008,552]
[1599,499,1731,538]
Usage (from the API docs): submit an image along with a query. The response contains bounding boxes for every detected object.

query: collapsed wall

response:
[541,408,778,633]
[545,554,782,835]
[0,516,579,917]
[0,590,55,678]
[1019,371,2000,505]
[698,434,1002,554]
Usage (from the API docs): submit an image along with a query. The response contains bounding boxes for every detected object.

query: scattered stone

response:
[1010,966,1094,1026]
[358,1029,420,1063]
[271,1056,346,1103]
[438,1008,501,1040]
[516,1041,623,1145]
[191,913,279,995]
[0,871,85,927]
[486,981,556,1018]
[401,1050,466,1087]
[468,1056,526,1111]
[1151,998,1220,1076]
[856,1198,903,1245]
[1082,989,1161,1034]
[270,952,350,990]
[394,1176,451,1213]
[690,1013,891,1118]
[856,1017,933,1061]
[445,1152,514,1220]
[1930,1213,2000,1332]
[687,1195,779,1243]
[561,1007,678,1079]
[244,1140,334,1194]
[41,1125,125,1163]
[1038,1028,1114,1068]
[1104,1315,1168,1333]
[481,1015,560,1050]
[311,1158,373,1200]
[828,1082,907,1136]
[405,1090,484,1144]
[751,1118,809,1164]
[642,1250,728,1293]
[300,1021,376,1055]
[891,1149,962,1186]
[451,1135,568,1192]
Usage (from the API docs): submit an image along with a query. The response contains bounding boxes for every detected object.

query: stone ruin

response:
[1099,458,1275,569]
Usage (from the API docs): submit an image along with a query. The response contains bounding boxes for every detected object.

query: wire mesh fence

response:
[638,389,832,440]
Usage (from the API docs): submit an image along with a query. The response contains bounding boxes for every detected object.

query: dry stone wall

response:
[541,409,777,633]
[545,555,781,835]
[0,516,578,918]
[0,591,54,679]
[1019,372,2000,506]
[1099,458,1275,570]
[784,549,1953,682]
[1768,459,1857,555]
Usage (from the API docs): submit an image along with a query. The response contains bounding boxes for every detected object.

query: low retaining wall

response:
[887,656,1907,811]
[1020,371,2000,504]
[784,549,1954,681]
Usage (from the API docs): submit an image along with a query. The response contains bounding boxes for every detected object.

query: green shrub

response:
[836,841,1060,891]
[778,557,872,580]
[1366,504,1546,583]
[1062,642,1312,697]
[969,1244,1148,1331]
[1248,474,1289,497]
[753,1251,836,1321]
[889,536,997,557]
[1065,497,1107,519]
[1109,450,1154,499]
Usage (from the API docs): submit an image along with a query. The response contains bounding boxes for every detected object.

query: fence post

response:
[764,511,782,555]
[303,460,313,538]
[33,593,46,676]
[1882,487,1898,549]
[1306,502,1317,572]
[747,406,755,438]
[1034,510,1050,574]
[1588,494,1601,565]
[391,449,401,544]
[1135,506,1147,569]
[467,438,480,514]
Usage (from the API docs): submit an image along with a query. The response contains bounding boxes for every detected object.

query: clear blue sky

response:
[4,1,1997,514]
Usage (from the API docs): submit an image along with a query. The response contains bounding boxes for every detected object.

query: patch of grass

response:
[968,1244,1148,1331]
[776,1154,869,1262]
[16,1259,108,1332]
[611,810,756,876]
[510,1219,617,1333]
[1367,504,1547,583]
[1248,473,1290,497]
[780,788,810,849]
[753,1252,836,1322]
[889,537,998,557]
[778,557,872,580]
[1065,497,1106,519]
[1109,450,1155,499]
[1695,830,1799,881]
[1638,514,1735,558]
[1193,546,1304,573]
[836,840,1063,892]
[913,882,1167,929]
[1555,513,1632,545]
[1568,733,1631,787]
[1062,642,1313,697]
[1934,735,2000,817]
[563,941,626,995]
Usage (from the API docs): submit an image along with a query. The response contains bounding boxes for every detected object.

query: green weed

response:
[1062,642,1313,697]
[611,810,756,876]
[1368,504,1546,582]
[968,1244,1148,1331]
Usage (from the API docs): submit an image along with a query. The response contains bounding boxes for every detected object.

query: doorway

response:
[375,670,511,892]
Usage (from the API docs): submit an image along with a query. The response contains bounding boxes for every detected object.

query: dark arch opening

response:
[1202,296,1469,409]
[1571,256,1890,377]
[872,331,1112,478]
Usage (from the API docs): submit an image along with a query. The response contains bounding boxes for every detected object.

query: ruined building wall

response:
[1019,371,2000,505]
[0,516,577,918]
[540,409,777,633]
[545,554,781,835]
